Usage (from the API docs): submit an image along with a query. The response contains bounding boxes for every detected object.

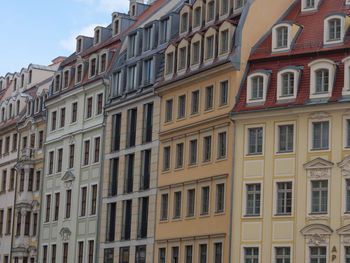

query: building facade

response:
[99,0,184,262]
[153,0,296,262]
[231,0,350,262]
[0,63,57,263]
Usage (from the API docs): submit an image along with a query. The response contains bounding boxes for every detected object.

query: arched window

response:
[276,26,288,49]
[281,72,295,96]
[315,69,329,93]
[251,76,264,99]
[328,18,341,41]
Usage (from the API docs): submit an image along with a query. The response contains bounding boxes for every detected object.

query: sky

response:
[0,0,130,77]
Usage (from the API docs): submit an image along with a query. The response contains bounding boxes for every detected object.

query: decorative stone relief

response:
[310,111,330,119]
[307,233,327,246]
[60,228,71,241]
[61,171,75,189]
[338,155,350,178]
[304,157,333,179]
[300,224,333,246]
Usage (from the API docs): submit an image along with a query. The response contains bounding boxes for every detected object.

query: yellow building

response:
[154,0,295,262]
[231,0,350,262]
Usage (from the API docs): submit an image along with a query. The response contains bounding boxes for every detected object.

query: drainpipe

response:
[228,114,236,263]
[95,76,109,262]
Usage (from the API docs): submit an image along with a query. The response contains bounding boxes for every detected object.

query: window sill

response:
[204,108,214,113]
[189,112,200,118]
[273,213,292,218]
[214,211,225,216]
[161,169,171,174]
[172,217,182,222]
[218,103,229,109]
[243,215,261,218]
[202,160,212,166]
[177,116,186,121]
[174,166,184,171]
[199,213,210,218]
[188,163,198,168]
[275,150,294,155]
[159,219,169,223]
[185,215,196,220]
[216,156,227,162]
[245,153,263,157]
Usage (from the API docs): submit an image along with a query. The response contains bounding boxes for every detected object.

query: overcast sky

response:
[0,0,129,76]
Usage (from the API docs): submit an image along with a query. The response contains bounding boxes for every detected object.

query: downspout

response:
[37,110,48,263]
[228,115,236,263]
[95,76,109,262]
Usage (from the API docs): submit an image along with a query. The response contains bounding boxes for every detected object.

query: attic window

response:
[308,59,336,99]
[76,64,83,83]
[100,53,107,73]
[194,7,201,28]
[179,47,187,70]
[206,35,214,59]
[21,75,24,87]
[94,30,100,45]
[63,70,69,89]
[90,58,97,77]
[54,75,60,92]
[129,34,137,57]
[160,18,170,43]
[304,0,315,9]
[166,52,174,75]
[114,19,120,35]
[301,0,319,12]
[144,26,152,51]
[0,81,2,90]
[6,77,10,86]
[29,70,32,83]
[181,13,188,33]
[247,71,269,103]
[192,41,200,65]
[272,23,292,52]
[13,78,17,91]
[77,38,82,53]
[276,27,288,48]
[220,29,229,54]
[207,1,215,22]
[221,0,229,15]
[234,0,245,9]
[131,4,136,17]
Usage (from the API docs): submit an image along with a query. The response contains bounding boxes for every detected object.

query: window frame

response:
[324,14,345,45]
[308,59,336,99]
[275,121,296,155]
[245,124,264,157]
[246,71,269,104]
[309,118,331,152]
[273,179,293,217]
[276,68,299,101]
[243,182,263,217]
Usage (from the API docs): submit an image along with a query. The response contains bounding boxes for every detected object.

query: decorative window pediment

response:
[304,157,333,179]
[337,224,350,245]
[300,224,333,246]
[338,155,350,177]
[61,171,75,189]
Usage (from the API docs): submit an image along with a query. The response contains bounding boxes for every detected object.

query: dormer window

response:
[179,47,187,70]
[9,104,12,119]
[166,52,174,75]
[29,70,32,83]
[113,19,120,35]
[113,71,122,96]
[220,30,229,54]
[144,58,154,84]
[129,33,137,57]
[1,108,4,121]
[94,29,100,45]
[6,77,10,86]
[100,53,107,73]
[277,68,299,101]
[181,13,188,33]
[281,73,294,96]
[54,75,60,93]
[206,36,214,59]
[13,79,17,91]
[160,18,170,43]
[144,27,152,51]
[77,38,82,53]
[271,23,296,53]
[0,81,2,90]
[128,65,137,90]
[301,0,319,12]
[194,7,201,28]
[234,0,245,10]
[276,26,288,48]
[308,59,336,99]
[324,15,345,45]
[304,0,315,9]
[63,70,69,89]
[220,0,229,15]
[192,41,200,65]
[207,1,215,22]
[247,71,269,103]
[16,101,20,115]
[76,64,83,83]
[90,58,97,77]
[131,4,136,17]
[21,75,24,88]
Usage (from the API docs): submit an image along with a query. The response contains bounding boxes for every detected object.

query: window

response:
[248,127,263,155]
[275,247,290,263]
[181,13,188,33]
[71,102,78,123]
[76,64,83,83]
[194,7,201,28]
[114,19,120,35]
[327,18,342,42]
[214,242,223,263]
[135,246,146,263]
[126,108,137,148]
[0,210,3,235]
[113,71,122,96]
[16,213,21,235]
[32,213,38,236]
[94,137,100,163]
[142,103,153,143]
[207,1,215,21]
[219,80,228,106]
[187,188,195,217]
[220,30,229,54]
[165,99,173,122]
[160,18,170,43]
[144,26,152,51]
[160,193,169,221]
[345,246,350,263]
[128,65,137,90]
[311,180,328,214]
[124,154,134,193]
[9,169,15,191]
[215,183,225,213]
[251,76,263,100]
[309,247,326,263]
[246,183,261,216]
[203,135,212,162]
[54,75,60,92]
[97,93,103,115]
[173,191,182,219]
[6,208,12,234]
[281,72,294,97]
[1,170,6,192]
[159,248,166,263]
[43,246,48,263]
[276,182,292,215]
[19,169,24,192]
[100,53,107,73]
[90,58,97,77]
[185,245,193,263]
[205,85,214,110]
[144,58,154,84]
[84,140,90,165]
[276,26,288,49]
[63,70,69,89]
[201,186,210,215]
[63,243,68,263]
[178,95,186,119]
[129,33,137,57]
[86,97,93,119]
[314,69,329,94]
[163,146,171,171]
[244,247,259,263]
[104,248,114,263]
[304,0,315,8]
[278,125,294,152]
[346,179,350,213]
[35,171,40,191]
[109,158,119,196]
[175,143,184,169]
[25,212,30,235]
[121,200,132,240]
[206,36,214,59]
[89,241,95,263]
[221,0,228,14]
[48,151,54,174]
[78,241,84,263]
[179,47,187,70]
[189,139,198,165]
[57,149,63,172]
[54,192,60,221]
[199,244,207,263]
[192,41,200,65]
[172,246,179,263]
[91,184,97,215]
[140,150,151,190]
[166,52,174,74]
[106,202,116,242]
[69,144,75,169]
[51,111,57,131]
[217,132,227,159]
[312,121,329,150]
[45,194,51,222]
[65,189,71,218]
[112,113,121,151]
[137,197,148,238]
[80,186,87,217]
[191,90,199,114]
